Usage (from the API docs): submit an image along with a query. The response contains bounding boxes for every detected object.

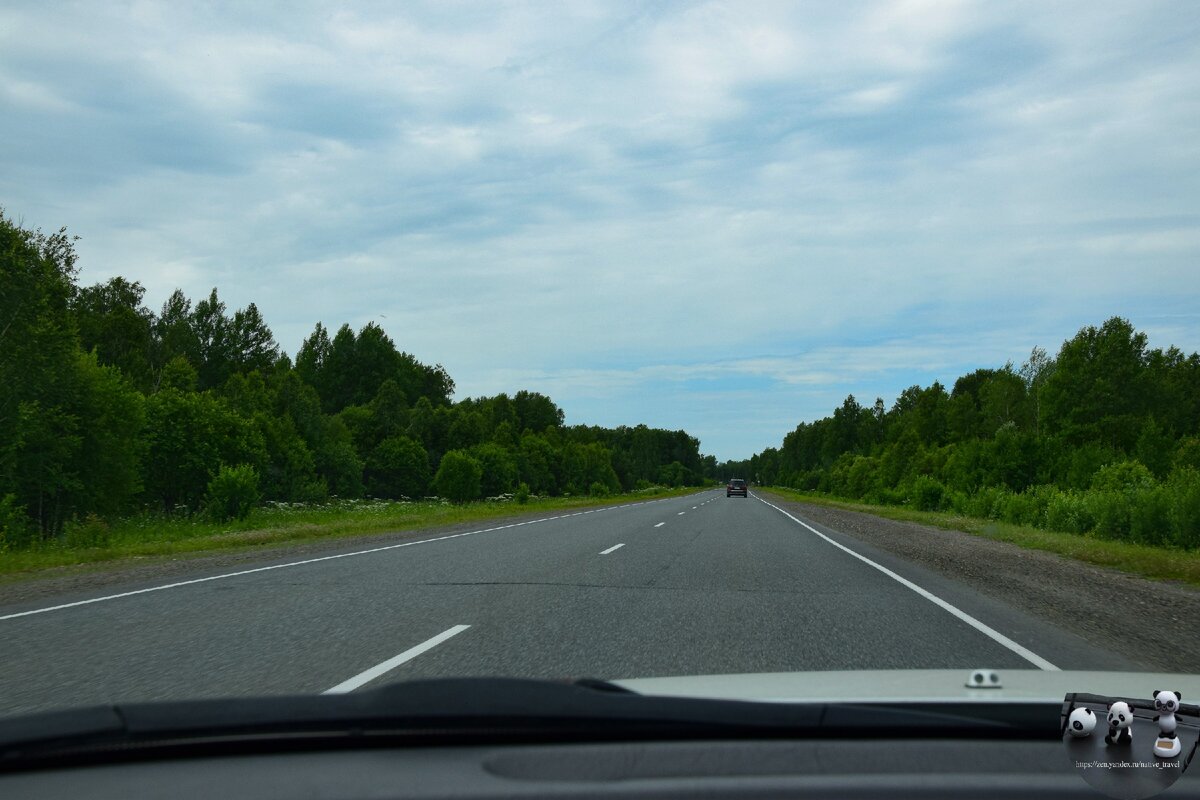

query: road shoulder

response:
[760,491,1199,673]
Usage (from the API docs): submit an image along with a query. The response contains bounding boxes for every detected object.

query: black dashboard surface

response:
[2,737,1197,800]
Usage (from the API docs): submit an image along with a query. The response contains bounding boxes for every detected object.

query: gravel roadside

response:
[763,493,1199,673]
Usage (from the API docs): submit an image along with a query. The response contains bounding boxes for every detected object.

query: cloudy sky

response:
[3,1,1198,460]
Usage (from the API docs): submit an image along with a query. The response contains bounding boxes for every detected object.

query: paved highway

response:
[0,490,1146,716]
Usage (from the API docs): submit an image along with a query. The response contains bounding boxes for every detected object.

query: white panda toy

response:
[1067,707,1096,737]
[1152,690,1182,758]
[1105,701,1133,745]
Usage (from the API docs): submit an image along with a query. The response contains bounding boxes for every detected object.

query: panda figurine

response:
[1067,707,1096,738]
[1152,690,1182,758]
[1105,701,1133,745]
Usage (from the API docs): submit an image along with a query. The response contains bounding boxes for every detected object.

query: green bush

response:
[797,471,822,491]
[1045,490,1092,534]
[514,482,531,504]
[205,464,260,522]
[1091,460,1154,494]
[434,450,483,503]
[634,479,653,491]
[1087,490,1130,540]
[944,490,970,514]
[1059,443,1122,491]
[998,492,1028,525]
[909,476,946,511]
[845,456,880,500]
[1129,486,1172,546]
[366,435,430,499]
[589,481,609,498]
[1167,468,1200,549]
[997,486,1054,527]
[0,494,33,551]
[963,486,1005,520]
[1174,437,1200,472]
[63,513,112,549]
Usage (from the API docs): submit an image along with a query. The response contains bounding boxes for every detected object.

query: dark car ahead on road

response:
[727,478,748,497]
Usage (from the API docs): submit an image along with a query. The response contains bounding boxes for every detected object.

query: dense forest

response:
[0,212,712,547]
[716,318,1200,549]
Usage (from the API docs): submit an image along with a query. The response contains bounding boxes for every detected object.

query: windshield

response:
[1,0,1197,732]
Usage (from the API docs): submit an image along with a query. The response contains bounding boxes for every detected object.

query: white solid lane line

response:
[755,497,1060,671]
[654,522,666,528]
[600,543,625,555]
[1,496,686,622]
[324,625,471,694]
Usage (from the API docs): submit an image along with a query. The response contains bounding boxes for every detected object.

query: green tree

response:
[366,435,430,499]
[1042,317,1149,450]
[979,367,1027,433]
[434,450,482,502]
[1019,346,1054,437]
[295,321,332,400]
[141,389,266,513]
[517,433,558,494]
[312,418,364,498]
[447,409,486,451]
[220,371,322,502]
[71,276,154,391]
[192,288,232,390]
[561,442,620,494]
[70,351,146,517]
[0,212,84,536]
[226,302,278,376]
[1136,418,1175,479]
[514,390,564,432]
[470,442,518,496]
[159,354,199,392]
[152,289,201,384]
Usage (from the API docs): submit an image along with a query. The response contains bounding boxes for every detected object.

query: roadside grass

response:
[0,486,706,580]
[759,487,1200,588]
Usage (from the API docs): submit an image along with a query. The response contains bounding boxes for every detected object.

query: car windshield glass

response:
[0,0,1197,749]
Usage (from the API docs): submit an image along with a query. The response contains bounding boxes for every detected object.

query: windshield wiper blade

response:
[0,677,1057,770]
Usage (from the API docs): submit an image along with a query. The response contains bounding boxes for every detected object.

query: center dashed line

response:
[2,495,688,622]
[324,625,471,694]
[599,543,625,555]
[654,522,666,528]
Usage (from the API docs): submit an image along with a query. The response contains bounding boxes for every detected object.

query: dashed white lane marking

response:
[600,543,625,555]
[677,512,685,516]
[654,522,666,528]
[755,496,1060,672]
[0,496,690,621]
[324,625,471,694]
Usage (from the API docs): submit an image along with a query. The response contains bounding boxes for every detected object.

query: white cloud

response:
[2,0,1198,460]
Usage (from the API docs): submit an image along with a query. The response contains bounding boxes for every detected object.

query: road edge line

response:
[755,495,1061,672]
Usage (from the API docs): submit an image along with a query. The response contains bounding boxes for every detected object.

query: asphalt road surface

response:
[0,490,1148,717]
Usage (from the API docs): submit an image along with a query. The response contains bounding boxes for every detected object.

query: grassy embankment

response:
[759,487,1200,588]
[0,486,706,580]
